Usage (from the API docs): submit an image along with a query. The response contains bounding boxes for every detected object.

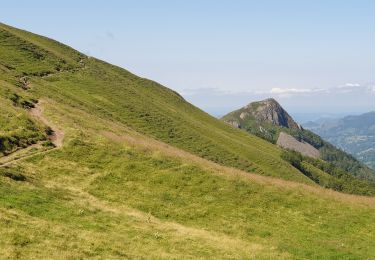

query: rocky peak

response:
[252,98,300,129]
[222,98,301,130]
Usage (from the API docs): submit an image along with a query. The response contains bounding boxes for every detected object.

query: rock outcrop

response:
[221,98,320,158]
[221,98,301,129]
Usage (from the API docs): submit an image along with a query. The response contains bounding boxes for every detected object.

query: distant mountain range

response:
[304,112,375,170]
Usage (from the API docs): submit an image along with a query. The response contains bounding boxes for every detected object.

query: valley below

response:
[304,112,375,170]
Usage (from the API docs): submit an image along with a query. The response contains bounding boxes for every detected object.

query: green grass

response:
[0,22,374,258]
[0,23,313,183]
[30,57,312,183]
[0,91,46,155]
[1,126,374,258]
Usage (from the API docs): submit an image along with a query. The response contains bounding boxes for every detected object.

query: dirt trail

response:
[0,143,43,167]
[0,146,56,167]
[30,101,64,147]
[0,101,64,167]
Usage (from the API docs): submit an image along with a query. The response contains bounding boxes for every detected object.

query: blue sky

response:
[2,0,375,121]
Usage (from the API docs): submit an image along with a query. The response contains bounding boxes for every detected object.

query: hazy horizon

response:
[3,0,375,120]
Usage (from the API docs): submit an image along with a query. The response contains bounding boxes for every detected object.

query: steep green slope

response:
[1,23,375,258]
[0,22,311,184]
[0,83,47,155]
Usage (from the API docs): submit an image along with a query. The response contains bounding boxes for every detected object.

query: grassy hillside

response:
[1,23,375,258]
[0,23,312,184]
[0,85,47,155]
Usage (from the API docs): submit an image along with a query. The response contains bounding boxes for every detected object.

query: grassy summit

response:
[1,23,375,258]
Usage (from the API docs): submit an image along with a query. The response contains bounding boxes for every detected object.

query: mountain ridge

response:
[221,98,375,183]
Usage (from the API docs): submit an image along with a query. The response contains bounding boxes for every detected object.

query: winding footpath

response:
[0,101,64,167]
[29,101,64,148]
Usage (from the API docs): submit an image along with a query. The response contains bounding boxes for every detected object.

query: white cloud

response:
[338,83,361,89]
[333,83,375,94]
[270,88,312,94]
[268,87,327,98]
[335,83,363,93]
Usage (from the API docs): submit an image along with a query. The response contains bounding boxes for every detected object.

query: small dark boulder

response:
[1,171,27,181]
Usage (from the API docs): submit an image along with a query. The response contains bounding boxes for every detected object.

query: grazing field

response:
[0,23,374,258]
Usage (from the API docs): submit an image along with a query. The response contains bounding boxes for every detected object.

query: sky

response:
[2,0,375,121]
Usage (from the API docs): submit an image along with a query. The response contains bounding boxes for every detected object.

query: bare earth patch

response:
[277,132,320,159]
[0,101,65,167]
[30,101,64,148]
